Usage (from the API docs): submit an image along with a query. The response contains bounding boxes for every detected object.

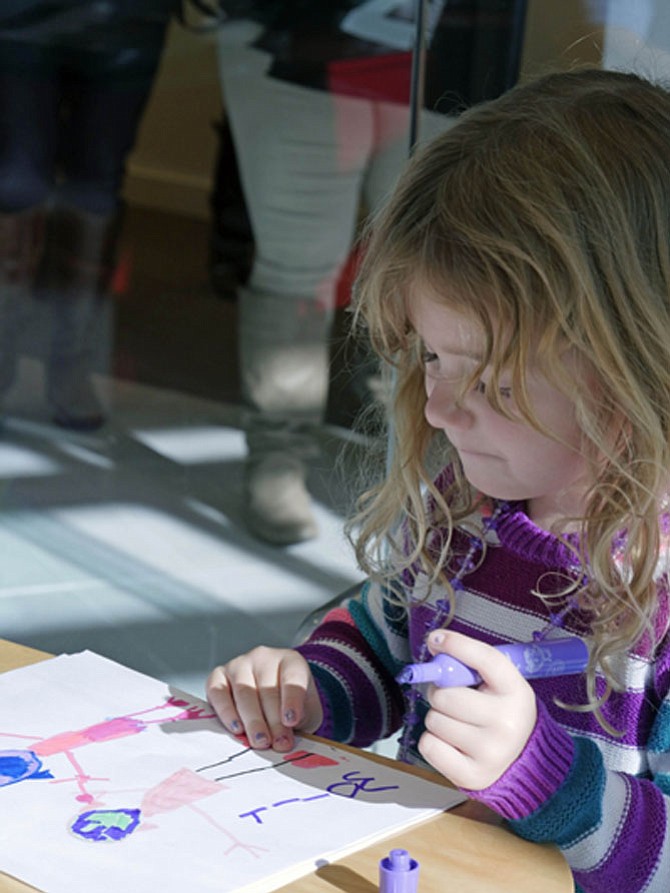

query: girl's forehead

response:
[407,283,488,355]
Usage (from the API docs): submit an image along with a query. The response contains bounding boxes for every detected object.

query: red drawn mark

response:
[166,697,189,708]
[162,699,216,722]
[282,750,340,769]
[132,698,216,724]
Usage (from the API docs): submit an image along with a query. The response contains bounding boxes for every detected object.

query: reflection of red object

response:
[110,247,132,297]
[327,52,412,105]
[335,244,363,308]
[284,750,339,769]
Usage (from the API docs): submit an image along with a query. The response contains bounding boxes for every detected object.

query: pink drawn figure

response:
[0,694,216,804]
[0,697,352,855]
[0,694,225,844]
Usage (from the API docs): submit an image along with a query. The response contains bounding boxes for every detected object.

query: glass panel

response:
[2,1,667,699]
[520,1,670,78]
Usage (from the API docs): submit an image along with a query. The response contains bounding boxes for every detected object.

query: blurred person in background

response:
[0,0,180,430]
[215,0,525,545]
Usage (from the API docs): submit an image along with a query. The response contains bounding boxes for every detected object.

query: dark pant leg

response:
[41,28,170,427]
[0,39,60,211]
[56,29,169,215]
[0,47,59,397]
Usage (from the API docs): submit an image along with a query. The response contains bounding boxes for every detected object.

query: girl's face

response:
[410,287,592,531]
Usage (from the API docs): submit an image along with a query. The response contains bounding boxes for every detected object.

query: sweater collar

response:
[494,504,579,569]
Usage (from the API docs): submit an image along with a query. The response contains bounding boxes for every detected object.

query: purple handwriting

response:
[326,770,400,798]
[238,770,399,824]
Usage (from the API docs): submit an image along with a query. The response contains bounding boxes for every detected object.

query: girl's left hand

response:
[418,630,537,791]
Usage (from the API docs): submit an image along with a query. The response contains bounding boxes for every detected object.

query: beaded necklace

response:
[397,498,581,763]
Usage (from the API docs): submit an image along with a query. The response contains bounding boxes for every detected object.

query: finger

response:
[418,730,480,790]
[423,705,515,767]
[278,652,313,728]
[228,680,274,748]
[254,652,312,751]
[426,685,492,728]
[427,630,524,693]
[231,653,288,750]
[423,706,479,754]
[257,684,295,752]
[206,665,245,736]
[214,653,278,749]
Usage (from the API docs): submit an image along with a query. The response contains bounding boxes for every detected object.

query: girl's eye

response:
[421,349,438,365]
[475,379,512,399]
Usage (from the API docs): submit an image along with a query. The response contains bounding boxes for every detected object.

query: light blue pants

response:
[217,28,452,442]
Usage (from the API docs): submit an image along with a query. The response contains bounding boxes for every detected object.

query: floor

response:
[0,207,366,702]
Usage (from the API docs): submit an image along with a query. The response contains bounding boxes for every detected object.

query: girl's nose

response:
[424,379,473,430]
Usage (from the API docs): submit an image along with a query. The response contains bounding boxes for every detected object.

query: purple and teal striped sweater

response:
[296,492,670,893]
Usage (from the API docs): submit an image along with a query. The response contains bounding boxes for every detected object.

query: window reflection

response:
[2,1,670,689]
[0,1,177,430]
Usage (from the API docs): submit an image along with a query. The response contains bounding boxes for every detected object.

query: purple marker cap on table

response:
[396,637,589,688]
[379,848,419,893]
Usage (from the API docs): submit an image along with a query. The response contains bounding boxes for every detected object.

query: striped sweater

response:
[295,495,670,893]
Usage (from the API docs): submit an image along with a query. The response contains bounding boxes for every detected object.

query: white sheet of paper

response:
[0,651,464,893]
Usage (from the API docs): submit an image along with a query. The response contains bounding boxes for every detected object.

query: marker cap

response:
[379,848,419,893]
[397,656,479,687]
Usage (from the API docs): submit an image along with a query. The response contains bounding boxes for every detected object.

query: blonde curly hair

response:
[349,67,670,723]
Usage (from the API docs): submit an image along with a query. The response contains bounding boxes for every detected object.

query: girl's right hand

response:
[206,646,323,752]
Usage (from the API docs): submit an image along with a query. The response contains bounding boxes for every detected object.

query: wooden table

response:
[0,639,574,893]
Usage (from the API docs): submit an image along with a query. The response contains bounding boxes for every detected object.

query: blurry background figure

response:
[0,0,179,430]
[209,116,254,303]
[214,0,526,546]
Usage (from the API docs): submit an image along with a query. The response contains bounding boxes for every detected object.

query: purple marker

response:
[396,637,589,688]
[379,848,419,893]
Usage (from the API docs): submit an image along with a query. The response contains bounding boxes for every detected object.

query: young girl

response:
[207,68,670,892]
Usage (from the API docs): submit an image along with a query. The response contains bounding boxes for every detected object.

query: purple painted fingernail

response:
[284,709,296,724]
[254,731,269,745]
[230,719,242,733]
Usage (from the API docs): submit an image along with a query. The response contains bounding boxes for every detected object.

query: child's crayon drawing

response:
[0,651,461,893]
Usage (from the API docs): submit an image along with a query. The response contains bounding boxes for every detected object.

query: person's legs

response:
[219,42,375,543]
[39,33,167,429]
[343,101,456,430]
[362,102,453,214]
[37,205,121,429]
[322,100,451,440]
[0,47,59,404]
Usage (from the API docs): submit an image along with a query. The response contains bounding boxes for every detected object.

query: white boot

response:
[238,287,333,545]
[244,451,318,546]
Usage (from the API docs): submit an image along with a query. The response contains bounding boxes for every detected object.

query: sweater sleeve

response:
[462,698,670,893]
[294,580,409,747]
